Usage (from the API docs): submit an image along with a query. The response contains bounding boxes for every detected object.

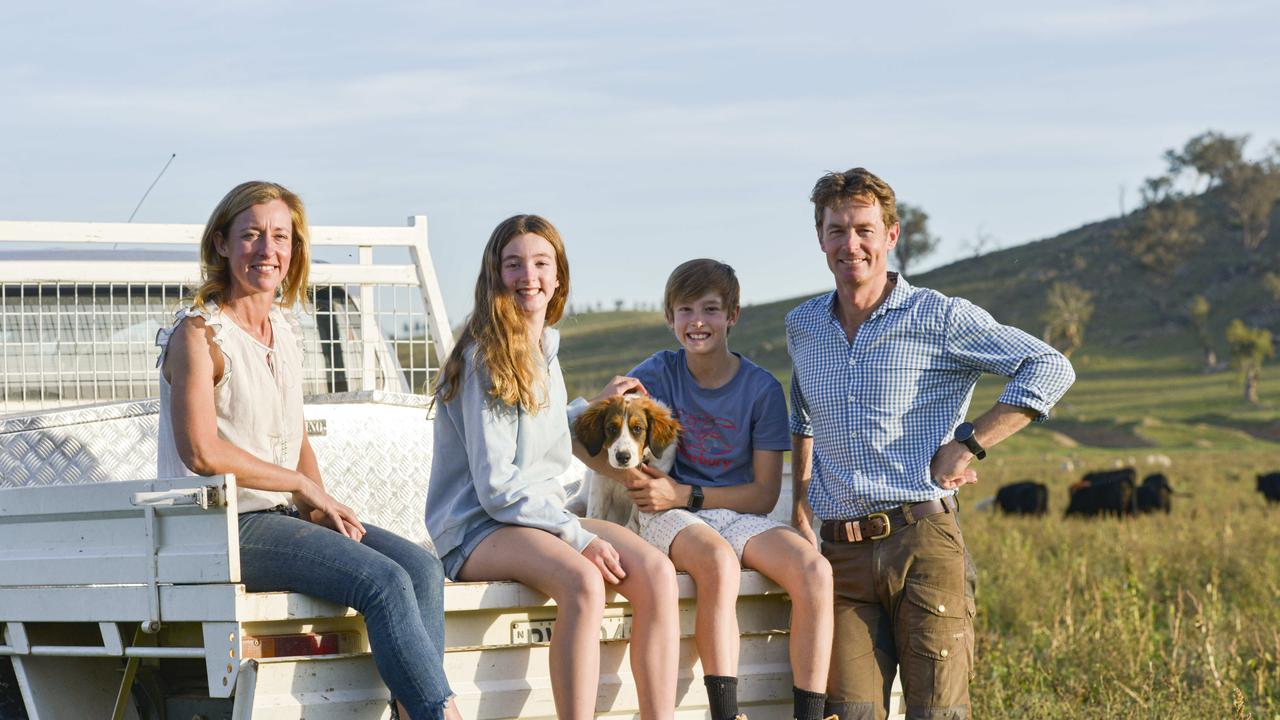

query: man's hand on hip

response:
[792,498,818,548]
[930,442,979,490]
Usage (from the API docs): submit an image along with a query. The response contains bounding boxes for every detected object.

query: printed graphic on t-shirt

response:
[675,409,737,471]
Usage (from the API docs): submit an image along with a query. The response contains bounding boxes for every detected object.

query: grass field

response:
[554,304,1280,718]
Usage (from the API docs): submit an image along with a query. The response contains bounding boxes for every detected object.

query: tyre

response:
[128,665,167,720]
[0,660,28,720]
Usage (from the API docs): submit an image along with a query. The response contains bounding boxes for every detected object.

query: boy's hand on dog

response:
[615,467,650,491]
[589,375,648,405]
[626,464,686,512]
[582,537,626,584]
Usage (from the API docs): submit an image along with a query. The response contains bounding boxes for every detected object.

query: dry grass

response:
[960,447,1280,718]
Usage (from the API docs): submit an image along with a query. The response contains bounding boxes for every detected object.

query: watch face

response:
[954,421,985,458]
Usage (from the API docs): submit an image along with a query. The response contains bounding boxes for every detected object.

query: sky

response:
[2,1,1278,324]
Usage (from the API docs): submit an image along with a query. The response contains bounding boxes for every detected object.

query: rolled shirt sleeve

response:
[943,298,1076,421]
[788,372,813,437]
[786,318,814,437]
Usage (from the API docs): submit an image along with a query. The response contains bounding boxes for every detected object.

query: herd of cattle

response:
[990,470,1280,517]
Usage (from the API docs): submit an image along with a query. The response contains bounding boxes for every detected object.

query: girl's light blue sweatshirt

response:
[426,328,595,559]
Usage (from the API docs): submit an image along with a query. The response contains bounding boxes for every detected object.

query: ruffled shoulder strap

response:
[273,306,307,355]
[154,303,234,385]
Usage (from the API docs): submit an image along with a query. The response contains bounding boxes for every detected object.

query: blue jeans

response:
[238,510,453,719]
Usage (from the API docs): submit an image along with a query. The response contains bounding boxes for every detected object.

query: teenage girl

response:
[426,214,680,720]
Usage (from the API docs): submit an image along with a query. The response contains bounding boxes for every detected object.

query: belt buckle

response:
[868,512,891,540]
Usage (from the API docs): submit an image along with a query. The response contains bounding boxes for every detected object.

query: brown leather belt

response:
[820,496,956,543]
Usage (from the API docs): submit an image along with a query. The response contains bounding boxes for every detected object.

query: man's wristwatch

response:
[954,422,987,460]
[686,485,705,512]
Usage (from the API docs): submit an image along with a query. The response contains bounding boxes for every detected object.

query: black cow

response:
[995,481,1049,515]
[1065,468,1138,518]
[1258,473,1280,504]
[1136,473,1174,514]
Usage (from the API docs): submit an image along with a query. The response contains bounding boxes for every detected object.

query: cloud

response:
[980,1,1262,37]
[12,64,582,133]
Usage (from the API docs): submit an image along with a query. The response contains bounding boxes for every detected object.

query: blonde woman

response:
[157,181,457,720]
[427,214,679,720]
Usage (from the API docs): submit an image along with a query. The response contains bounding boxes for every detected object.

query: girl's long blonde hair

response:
[435,214,569,412]
[193,181,311,309]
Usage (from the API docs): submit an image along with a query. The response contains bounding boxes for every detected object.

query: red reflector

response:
[241,631,358,658]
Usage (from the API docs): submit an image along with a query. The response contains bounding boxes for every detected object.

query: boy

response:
[580,259,833,720]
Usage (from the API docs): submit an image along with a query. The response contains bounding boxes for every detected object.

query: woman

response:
[427,214,680,720]
[156,181,457,720]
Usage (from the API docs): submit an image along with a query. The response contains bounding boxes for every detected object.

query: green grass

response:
[557,310,667,337]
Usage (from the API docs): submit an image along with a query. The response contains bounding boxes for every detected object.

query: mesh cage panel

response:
[0,281,440,415]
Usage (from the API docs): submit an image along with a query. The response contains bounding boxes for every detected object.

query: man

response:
[787,168,1075,719]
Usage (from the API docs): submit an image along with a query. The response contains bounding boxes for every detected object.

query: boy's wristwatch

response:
[686,485,705,512]
[954,422,987,460]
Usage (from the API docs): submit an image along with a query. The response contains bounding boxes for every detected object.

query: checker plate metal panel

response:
[0,392,435,547]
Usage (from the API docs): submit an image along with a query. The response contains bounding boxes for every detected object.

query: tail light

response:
[240,631,359,658]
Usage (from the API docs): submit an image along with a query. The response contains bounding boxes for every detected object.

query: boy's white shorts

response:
[637,507,788,560]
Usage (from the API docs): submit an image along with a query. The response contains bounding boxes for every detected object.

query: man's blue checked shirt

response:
[787,274,1075,520]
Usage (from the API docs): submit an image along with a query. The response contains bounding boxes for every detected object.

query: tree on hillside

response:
[893,203,939,275]
[1226,319,1274,404]
[1223,151,1280,252]
[1041,282,1094,358]
[964,226,997,258]
[1263,272,1280,302]
[1187,295,1218,370]
[1163,131,1279,253]
[1118,176,1201,313]
[1164,130,1248,192]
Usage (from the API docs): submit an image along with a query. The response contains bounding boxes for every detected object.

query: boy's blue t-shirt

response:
[628,350,790,488]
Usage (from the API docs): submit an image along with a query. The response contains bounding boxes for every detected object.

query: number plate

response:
[511,615,632,645]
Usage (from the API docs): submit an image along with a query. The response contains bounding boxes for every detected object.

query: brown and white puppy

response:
[571,394,681,528]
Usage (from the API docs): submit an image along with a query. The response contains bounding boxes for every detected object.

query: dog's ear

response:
[573,401,609,457]
[643,400,681,457]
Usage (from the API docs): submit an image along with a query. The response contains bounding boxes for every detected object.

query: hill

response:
[558,191,1280,451]
[910,189,1278,347]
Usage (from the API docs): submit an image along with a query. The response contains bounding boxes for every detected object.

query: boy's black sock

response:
[793,686,826,720]
[704,674,740,720]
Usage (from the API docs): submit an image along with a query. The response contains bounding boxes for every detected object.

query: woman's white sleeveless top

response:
[156,303,305,513]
